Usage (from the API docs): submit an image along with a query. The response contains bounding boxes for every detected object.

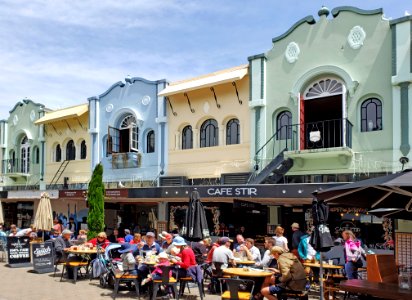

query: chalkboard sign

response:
[32,242,55,273]
[6,236,31,267]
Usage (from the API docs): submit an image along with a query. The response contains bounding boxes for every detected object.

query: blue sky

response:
[0,0,410,120]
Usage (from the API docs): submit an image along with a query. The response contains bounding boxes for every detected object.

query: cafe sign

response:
[7,236,31,267]
[32,242,55,273]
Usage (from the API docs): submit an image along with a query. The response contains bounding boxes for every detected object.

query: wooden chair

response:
[366,254,398,283]
[113,272,140,299]
[219,278,255,300]
[60,261,89,283]
[151,265,178,300]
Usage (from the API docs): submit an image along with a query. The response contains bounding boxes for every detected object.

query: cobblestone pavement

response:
[0,262,327,300]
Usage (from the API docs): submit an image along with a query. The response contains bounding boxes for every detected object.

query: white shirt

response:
[273,236,288,251]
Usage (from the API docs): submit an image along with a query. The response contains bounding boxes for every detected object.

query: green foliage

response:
[87,163,105,239]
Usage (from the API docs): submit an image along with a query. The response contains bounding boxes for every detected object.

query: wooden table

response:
[235,260,257,265]
[65,248,97,255]
[223,267,272,278]
[303,262,343,270]
[62,248,97,283]
[339,279,412,300]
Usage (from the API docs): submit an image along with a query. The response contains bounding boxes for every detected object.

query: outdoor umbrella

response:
[0,200,4,224]
[310,194,334,300]
[368,208,412,221]
[316,169,412,211]
[181,190,210,241]
[34,192,54,240]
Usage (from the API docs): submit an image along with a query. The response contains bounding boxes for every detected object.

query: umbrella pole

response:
[319,253,324,300]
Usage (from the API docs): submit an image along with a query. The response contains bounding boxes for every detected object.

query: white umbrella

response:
[0,200,4,224]
[34,192,53,239]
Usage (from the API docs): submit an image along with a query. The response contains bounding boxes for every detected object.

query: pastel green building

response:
[248,7,412,184]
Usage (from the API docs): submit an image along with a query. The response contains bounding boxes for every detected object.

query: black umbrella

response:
[181,190,210,241]
[316,169,412,210]
[310,194,334,300]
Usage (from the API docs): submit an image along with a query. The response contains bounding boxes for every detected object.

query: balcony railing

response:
[1,159,31,174]
[110,152,142,169]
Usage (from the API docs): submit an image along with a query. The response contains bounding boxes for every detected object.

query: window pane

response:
[200,119,218,148]
[277,111,292,140]
[147,130,155,153]
[226,119,240,145]
[80,141,87,159]
[361,98,382,132]
[66,140,76,160]
[182,126,193,149]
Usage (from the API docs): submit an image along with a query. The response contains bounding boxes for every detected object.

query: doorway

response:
[301,78,344,149]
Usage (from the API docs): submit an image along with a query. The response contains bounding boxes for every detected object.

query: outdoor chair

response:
[218,278,255,300]
[113,272,140,299]
[178,264,205,300]
[151,265,178,300]
[60,260,89,283]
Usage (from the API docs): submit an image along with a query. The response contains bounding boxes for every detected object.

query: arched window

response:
[226,119,240,145]
[146,130,155,153]
[55,144,61,162]
[20,136,30,173]
[276,111,292,140]
[33,146,40,164]
[66,140,76,160]
[200,119,218,148]
[182,125,193,150]
[361,98,382,132]
[80,140,87,159]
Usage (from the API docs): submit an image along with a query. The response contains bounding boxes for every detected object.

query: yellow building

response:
[35,104,91,189]
[159,65,251,183]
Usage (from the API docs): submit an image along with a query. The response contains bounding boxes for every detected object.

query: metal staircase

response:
[49,160,70,189]
[248,125,296,184]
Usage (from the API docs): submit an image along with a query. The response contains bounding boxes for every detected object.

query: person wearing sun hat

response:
[118,243,138,275]
[141,251,172,285]
[170,236,196,278]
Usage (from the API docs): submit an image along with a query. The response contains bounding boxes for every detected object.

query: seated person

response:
[240,238,262,263]
[189,237,211,264]
[87,232,110,249]
[54,229,74,263]
[138,232,162,254]
[212,237,236,273]
[141,252,171,285]
[170,236,197,278]
[261,246,306,300]
[257,237,277,268]
[76,229,88,244]
[118,243,138,275]
[108,228,120,243]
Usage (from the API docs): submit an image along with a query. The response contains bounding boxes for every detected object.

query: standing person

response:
[342,230,365,279]
[273,226,289,252]
[290,223,304,257]
[261,246,306,300]
[170,236,197,278]
[67,217,77,237]
[53,218,63,235]
[298,228,319,262]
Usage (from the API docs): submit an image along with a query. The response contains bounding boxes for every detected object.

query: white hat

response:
[158,252,168,259]
[158,231,169,239]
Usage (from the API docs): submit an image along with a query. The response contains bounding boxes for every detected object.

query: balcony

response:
[109,152,142,169]
[1,159,31,179]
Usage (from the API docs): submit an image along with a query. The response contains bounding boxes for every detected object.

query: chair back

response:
[158,265,176,283]
[212,261,224,277]
[366,254,398,283]
[219,278,255,300]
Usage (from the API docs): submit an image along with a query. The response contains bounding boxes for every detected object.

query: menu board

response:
[32,242,55,273]
[6,236,31,267]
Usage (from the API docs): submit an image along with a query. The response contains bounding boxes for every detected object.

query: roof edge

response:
[390,15,412,26]
[99,81,125,98]
[9,99,45,114]
[331,6,383,18]
[272,15,316,43]
[248,53,267,61]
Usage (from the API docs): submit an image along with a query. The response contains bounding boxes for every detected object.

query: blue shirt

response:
[124,234,133,243]
[141,242,162,254]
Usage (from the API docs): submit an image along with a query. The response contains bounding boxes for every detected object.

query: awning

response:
[35,104,88,124]
[158,64,248,97]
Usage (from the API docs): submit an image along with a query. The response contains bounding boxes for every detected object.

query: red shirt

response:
[88,238,110,249]
[175,247,197,269]
[206,243,219,263]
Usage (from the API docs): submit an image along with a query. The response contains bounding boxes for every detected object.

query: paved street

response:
[0,261,328,300]
[0,262,220,300]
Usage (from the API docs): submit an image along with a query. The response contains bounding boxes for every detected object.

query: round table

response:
[303,262,343,270]
[65,248,97,255]
[223,267,272,278]
[236,260,257,265]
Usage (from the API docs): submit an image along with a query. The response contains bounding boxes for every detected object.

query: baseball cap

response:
[220,237,233,244]
[62,229,73,235]
[291,222,300,229]
[146,232,155,237]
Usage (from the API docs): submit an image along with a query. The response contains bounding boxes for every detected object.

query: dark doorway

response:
[119,129,130,153]
[304,95,343,149]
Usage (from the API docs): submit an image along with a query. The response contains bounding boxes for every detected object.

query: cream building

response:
[159,65,251,183]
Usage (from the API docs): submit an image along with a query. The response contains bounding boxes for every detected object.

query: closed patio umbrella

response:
[181,190,210,241]
[310,194,334,300]
[0,200,4,224]
[34,192,54,240]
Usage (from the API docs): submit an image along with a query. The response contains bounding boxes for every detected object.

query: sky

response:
[0,0,410,120]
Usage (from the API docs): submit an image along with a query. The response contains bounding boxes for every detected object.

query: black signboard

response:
[6,236,31,267]
[32,242,55,273]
